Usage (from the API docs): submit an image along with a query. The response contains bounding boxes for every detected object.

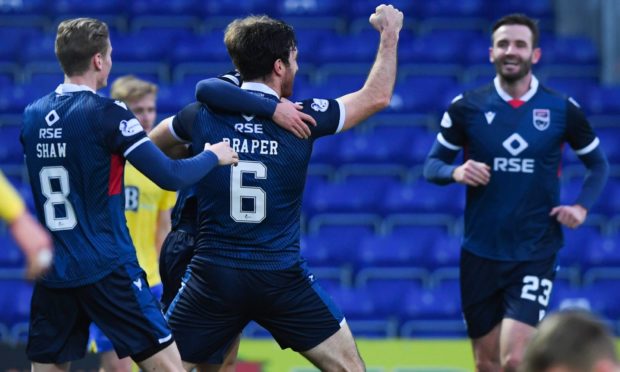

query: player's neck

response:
[63,74,98,92]
[497,73,533,100]
[248,77,282,98]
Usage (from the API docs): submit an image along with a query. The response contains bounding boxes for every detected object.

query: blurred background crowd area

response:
[1,0,620,344]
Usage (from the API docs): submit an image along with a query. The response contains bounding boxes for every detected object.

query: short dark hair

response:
[491,13,540,48]
[224,15,296,81]
[520,311,618,372]
[55,18,109,76]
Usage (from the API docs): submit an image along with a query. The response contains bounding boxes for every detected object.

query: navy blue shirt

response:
[171,83,344,270]
[21,84,146,287]
[437,77,599,261]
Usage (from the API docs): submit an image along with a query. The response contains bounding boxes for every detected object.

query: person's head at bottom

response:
[520,310,619,372]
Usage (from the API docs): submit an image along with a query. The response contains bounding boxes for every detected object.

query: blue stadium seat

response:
[19,34,57,63]
[0,280,33,326]
[356,267,428,316]
[542,36,598,66]
[277,0,345,17]
[304,180,384,216]
[0,125,24,165]
[421,0,485,17]
[203,0,276,16]
[329,287,377,319]
[316,31,379,63]
[583,235,620,269]
[310,134,346,166]
[49,0,125,15]
[356,232,427,268]
[401,31,480,64]
[544,77,598,110]
[583,278,620,319]
[336,128,416,165]
[559,224,603,268]
[301,230,371,267]
[588,87,620,115]
[382,181,465,215]
[170,31,231,66]
[0,0,50,14]
[399,281,461,321]
[0,234,25,268]
[489,0,553,23]
[112,30,183,62]
[390,76,459,114]
[347,0,419,19]
[129,0,202,16]
[156,82,198,113]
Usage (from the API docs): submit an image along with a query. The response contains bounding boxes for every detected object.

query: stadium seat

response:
[381,181,465,215]
[303,179,384,216]
[355,232,428,268]
[301,230,372,267]
[0,280,33,326]
[0,125,24,165]
[0,234,25,268]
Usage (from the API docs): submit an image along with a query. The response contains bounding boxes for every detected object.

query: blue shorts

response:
[166,260,344,364]
[460,249,558,339]
[27,261,173,364]
[88,283,164,354]
[159,229,195,311]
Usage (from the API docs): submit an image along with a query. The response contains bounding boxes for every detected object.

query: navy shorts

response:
[460,249,557,339]
[159,229,195,311]
[88,283,164,354]
[166,260,344,364]
[27,261,173,363]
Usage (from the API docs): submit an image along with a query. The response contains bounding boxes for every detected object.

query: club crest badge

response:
[532,109,550,131]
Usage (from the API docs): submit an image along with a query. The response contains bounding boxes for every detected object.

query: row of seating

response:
[0,27,596,67]
[0,0,554,21]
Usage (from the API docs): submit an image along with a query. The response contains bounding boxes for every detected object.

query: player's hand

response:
[369,4,403,33]
[550,205,587,229]
[9,212,53,280]
[273,99,316,139]
[453,159,491,186]
[204,142,239,166]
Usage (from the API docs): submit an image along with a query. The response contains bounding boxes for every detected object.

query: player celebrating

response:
[21,17,240,372]
[423,14,609,372]
[87,75,176,372]
[151,5,402,371]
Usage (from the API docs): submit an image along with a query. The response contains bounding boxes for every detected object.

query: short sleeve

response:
[565,98,599,156]
[437,95,467,151]
[102,100,148,157]
[159,190,177,212]
[298,98,344,139]
[171,102,202,143]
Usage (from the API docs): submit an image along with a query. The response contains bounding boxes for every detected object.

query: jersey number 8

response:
[39,166,77,231]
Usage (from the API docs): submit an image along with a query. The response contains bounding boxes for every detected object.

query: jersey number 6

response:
[230,161,267,223]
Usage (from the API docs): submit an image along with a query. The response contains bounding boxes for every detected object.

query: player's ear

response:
[531,47,541,64]
[274,58,285,77]
[93,52,103,71]
[488,47,494,63]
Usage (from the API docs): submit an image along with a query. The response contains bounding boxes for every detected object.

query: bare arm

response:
[155,209,172,255]
[149,116,181,157]
[339,4,402,131]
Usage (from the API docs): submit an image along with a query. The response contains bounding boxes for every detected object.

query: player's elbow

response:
[372,93,392,111]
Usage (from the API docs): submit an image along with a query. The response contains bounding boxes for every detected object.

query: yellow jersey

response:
[124,163,176,286]
[0,171,25,224]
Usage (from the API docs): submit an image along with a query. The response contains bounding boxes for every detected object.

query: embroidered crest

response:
[533,109,550,131]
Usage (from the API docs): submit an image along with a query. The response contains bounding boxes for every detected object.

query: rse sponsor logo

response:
[311,98,328,112]
[493,158,534,173]
[494,133,534,173]
[119,118,143,137]
[234,123,263,134]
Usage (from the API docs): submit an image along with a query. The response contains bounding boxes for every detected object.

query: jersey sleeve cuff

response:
[335,98,346,134]
[123,137,150,157]
[574,137,600,156]
[437,133,462,151]
[169,117,191,144]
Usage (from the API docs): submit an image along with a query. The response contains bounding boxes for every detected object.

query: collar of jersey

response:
[493,75,539,103]
[55,83,96,95]
[241,82,279,99]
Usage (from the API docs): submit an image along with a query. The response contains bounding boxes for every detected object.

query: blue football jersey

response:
[21,84,148,287]
[171,83,344,270]
[438,76,599,261]
[170,186,196,232]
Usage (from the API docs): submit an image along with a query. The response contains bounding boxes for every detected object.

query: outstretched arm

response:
[196,78,316,139]
[338,4,402,131]
[126,139,238,191]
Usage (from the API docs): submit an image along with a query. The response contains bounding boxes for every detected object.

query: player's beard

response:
[494,55,533,83]
[281,67,295,98]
